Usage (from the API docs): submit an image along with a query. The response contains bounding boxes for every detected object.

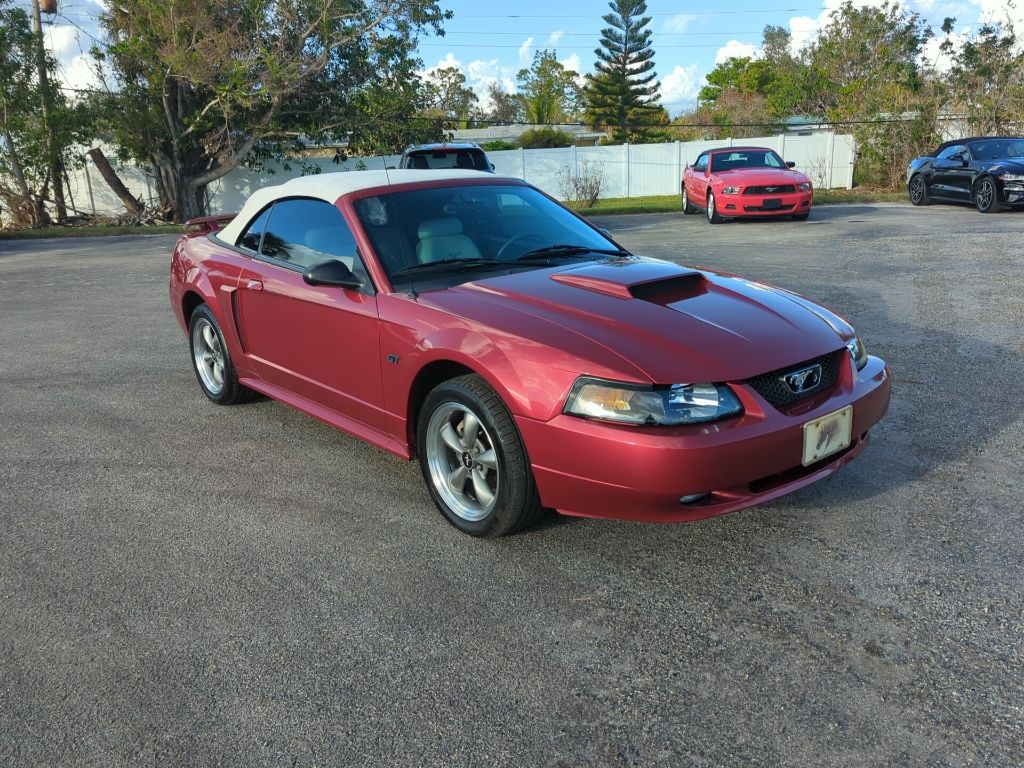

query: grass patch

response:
[570,188,906,216]
[0,224,181,241]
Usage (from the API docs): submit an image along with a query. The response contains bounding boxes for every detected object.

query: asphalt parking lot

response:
[1,202,1022,767]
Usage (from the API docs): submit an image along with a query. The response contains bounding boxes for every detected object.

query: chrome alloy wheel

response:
[192,317,226,396]
[425,402,500,521]
[976,178,996,212]
[707,192,716,221]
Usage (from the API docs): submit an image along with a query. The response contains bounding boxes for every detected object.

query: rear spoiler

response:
[182,213,236,234]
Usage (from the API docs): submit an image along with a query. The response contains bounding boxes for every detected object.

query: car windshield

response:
[968,139,1024,161]
[407,149,490,171]
[710,150,785,171]
[354,184,626,288]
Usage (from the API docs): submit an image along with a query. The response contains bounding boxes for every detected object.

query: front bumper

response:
[719,191,813,217]
[517,355,891,523]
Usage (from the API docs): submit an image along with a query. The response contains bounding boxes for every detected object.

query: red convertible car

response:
[682,146,813,223]
[170,170,889,536]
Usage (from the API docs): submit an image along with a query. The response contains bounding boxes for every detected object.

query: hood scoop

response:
[550,269,707,302]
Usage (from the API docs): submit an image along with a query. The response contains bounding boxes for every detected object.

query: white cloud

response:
[659,64,702,108]
[663,14,696,34]
[421,52,463,78]
[970,0,1024,27]
[714,40,760,64]
[62,53,105,93]
[546,31,564,47]
[518,37,534,67]
[559,53,582,74]
[44,25,78,58]
[421,54,520,110]
[919,25,972,72]
[784,0,890,55]
[788,16,818,54]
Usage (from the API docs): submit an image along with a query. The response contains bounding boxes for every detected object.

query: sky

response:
[27,0,1024,116]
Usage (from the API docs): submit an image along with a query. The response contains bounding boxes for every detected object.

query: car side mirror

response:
[786,161,796,168]
[303,260,363,289]
[961,159,969,168]
[489,163,495,172]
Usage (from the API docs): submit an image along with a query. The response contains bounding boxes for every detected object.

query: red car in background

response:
[170,170,888,537]
[682,146,813,223]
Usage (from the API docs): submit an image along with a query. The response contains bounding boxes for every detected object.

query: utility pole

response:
[30,0,67,221]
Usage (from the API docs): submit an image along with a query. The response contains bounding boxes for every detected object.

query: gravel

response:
[0,203,1021,767]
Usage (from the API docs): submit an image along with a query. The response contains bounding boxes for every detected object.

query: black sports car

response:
[907,137,1024,213]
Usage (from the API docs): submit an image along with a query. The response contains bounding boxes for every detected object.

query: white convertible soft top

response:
[217,169,508,244]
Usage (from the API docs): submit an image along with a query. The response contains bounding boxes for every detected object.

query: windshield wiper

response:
[515,244,630,263]
[390,258,501,278]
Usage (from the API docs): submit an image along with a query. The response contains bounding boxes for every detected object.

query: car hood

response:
[420,258,852,384]
[714,167,810,185]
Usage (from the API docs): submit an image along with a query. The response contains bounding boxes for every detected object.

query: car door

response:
[233,197,387,431]
[930,145,972,201]
[687,152,710,206]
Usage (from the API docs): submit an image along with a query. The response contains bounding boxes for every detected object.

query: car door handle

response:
[245,279,263,291]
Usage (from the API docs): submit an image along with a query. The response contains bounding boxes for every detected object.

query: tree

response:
[422,66,478,125]
[941,17,1024,134]
[583,0,661,143]
[516,50,580,124]
[0,0,89,227]
[802,1,930,117]
[802,0,939,188]
[96,0,447,222]
[517,127,575,148]
[483,82,521,125]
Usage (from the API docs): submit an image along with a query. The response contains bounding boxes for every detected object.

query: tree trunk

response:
[86,148,144,214]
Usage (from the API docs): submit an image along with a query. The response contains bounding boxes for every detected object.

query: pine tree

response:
[584,0,661,143]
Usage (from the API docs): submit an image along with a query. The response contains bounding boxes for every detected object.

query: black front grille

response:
[744,184,796,195]
[743,203,795,212]
[745,350,844,408]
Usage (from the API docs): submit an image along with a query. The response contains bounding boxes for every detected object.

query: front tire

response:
[791,212,810,221]
[188,304,255,405]
[706,190,723,224]
[908,174,930,205]
[974,176,999,213]
[417,375,542,536]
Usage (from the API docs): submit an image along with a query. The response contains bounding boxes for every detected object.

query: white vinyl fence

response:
[60,132,855,218]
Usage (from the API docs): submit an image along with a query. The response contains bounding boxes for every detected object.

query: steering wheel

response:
[495,232,545,261]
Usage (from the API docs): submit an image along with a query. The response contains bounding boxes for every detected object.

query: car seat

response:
[415,217,482,263]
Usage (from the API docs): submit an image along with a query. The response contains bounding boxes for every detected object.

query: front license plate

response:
[762,198,782,209]
[802,405,853,466]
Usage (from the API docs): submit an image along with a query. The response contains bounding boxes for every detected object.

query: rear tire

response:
[706,191,723,224]
[417,374,542,536]
[908,174,930,206]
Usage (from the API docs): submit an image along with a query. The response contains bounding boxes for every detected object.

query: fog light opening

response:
[680,493,710,505]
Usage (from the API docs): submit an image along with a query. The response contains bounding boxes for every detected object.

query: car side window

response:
[257,198,371,288]
[694,154,709,172]
[237,206,272,252]
[938,145,967,163]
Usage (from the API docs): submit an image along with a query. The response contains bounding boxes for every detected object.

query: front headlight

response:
[564,378,743,426]
[846,336,868,371]
[798,182,811,192]
[1002,173,1024,183]
[722,186,741,195]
